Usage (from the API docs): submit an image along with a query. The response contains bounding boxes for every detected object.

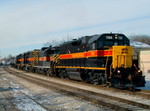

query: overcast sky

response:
[0,0,150,58]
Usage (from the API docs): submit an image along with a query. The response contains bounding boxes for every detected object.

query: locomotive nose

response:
[112,46,133,69]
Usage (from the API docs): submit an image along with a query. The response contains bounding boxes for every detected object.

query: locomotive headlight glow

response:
[117,70,120,73]
[138,70,141,73]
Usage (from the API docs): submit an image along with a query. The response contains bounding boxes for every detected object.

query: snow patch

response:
[3,78,8,81]
[130,41,150,48]
[9,81,47,111]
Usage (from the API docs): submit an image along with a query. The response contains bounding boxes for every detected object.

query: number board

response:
[106,36,113,40]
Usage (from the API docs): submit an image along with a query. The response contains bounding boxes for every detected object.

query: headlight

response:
[138,70,141,73]
[117,70,120,73]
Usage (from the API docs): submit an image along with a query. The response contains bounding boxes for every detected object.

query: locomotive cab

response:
[97,34,130,49]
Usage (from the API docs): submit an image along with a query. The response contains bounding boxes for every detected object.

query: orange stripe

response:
[39,57,46,61]
[39,57,52,61]
[50,57,54,61]
[39,56,55,61]
[60,50,112,59]
[26,58,34,61]
[18,59,24,62]
[56,66,106,70]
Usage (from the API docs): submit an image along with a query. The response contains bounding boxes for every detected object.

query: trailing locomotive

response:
[15,33,146,89]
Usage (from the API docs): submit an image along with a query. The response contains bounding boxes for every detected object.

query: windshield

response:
[98,34,130,48]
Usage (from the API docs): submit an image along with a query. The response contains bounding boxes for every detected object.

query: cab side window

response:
[90,42,96,50]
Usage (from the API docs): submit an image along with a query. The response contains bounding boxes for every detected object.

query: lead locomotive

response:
[15,33,146,89]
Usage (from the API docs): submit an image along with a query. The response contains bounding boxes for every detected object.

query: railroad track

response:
[4,66,150,111]
[0,92,19,111]
[1,87,49,111]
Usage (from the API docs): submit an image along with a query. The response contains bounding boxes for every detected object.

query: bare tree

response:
[43,42,52,47]
[43,35,74,47]
[0,51,1,59]
[43,40,61,47]
[130,35,150,45]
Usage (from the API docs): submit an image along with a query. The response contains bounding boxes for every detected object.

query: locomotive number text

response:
[106,36,113,39]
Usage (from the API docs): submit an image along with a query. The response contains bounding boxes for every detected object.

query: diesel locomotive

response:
[15,33,146,88]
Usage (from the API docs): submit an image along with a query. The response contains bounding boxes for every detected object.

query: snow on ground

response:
[9,81,109,111]
[9,81,47,111]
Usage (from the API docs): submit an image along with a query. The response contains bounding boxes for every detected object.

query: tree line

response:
[129,35,150,45]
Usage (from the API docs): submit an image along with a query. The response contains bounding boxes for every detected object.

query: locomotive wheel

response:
[89,71,94,83]
[46,69,53,76]
[85,71,92,83]
[29,67,33,72]
[35,68,38,74]
[59,70,65,79]
[59,70,68,79]
[98,74,106,84]
[85,71,98,84]
[87,72,106,85]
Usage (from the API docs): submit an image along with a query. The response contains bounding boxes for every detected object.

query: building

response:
[139,48,150,74]
[0,59,5,66]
